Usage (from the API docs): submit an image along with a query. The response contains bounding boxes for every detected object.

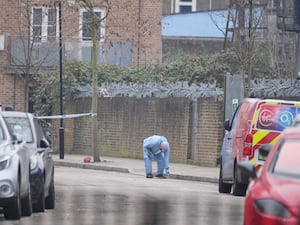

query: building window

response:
[32,7,58,42]
[175,0,196,13]
[80,8,105,42]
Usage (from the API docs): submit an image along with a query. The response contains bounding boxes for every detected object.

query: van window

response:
[256,104,300,131]
[230,104,242,130]
[236,102,251,130]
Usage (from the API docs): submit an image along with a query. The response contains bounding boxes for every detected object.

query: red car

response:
[238,127,300,225]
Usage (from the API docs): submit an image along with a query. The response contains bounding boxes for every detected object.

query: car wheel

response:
[32,176,45,213]
[45,177,55,209]
[21,184,32,216]
[232,165,247,196]
[4,178,22,220]
[218,162,232,193]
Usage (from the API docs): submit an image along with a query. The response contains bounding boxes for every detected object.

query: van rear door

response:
[250,100,300,168]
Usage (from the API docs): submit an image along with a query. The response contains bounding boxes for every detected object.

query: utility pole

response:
[295,0,300,79]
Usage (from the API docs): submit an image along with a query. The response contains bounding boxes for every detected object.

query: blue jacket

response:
[143,135,167,155]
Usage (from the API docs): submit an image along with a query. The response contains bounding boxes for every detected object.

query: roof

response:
[162,10,232,38]
[243,98,300,105]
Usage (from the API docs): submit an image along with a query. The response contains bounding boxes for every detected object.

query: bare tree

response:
[76,0,109,162]
[224,0,269,97]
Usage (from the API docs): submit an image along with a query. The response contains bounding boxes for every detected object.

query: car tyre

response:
[32,176,45,213]
[45,177,55,209]
[218,162,232,193]
[21,184,32,216]
[232,165,247,196]
[4,179,22,220]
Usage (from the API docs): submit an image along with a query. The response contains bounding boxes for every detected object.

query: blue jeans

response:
[163,148,170,170]
[143,147,165,175]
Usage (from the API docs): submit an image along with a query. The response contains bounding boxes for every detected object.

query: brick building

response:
[0,0,285,111]
[163,0,229,14]
[0,0,162,111]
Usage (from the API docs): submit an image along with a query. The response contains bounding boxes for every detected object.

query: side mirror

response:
[40,139,50,148]
[258,144,272,161]
[224,120,231,131]
[238,161,256,180]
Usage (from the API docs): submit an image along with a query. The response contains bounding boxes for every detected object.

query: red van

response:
[219,98,300,196]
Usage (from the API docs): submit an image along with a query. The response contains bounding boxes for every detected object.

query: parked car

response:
[219,98,300,196]
[2,111,55,213]
[0,112,32,220]
[239,127,300,225]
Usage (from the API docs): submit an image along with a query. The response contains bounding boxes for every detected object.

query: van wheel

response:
[218,163,232,193]
[232,166,247,196]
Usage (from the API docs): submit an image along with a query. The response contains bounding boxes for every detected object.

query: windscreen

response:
[4,117,33,143]
[272,139,300,179]
[256,104,300,131]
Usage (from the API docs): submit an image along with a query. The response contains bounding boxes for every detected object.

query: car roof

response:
[0,111,34,118]
[280,127,300,138]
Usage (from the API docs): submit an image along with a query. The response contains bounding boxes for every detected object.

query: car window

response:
[4,117,33,143]
[33,118,49,147]
[271,139,300,179]
[256,104,300,131]
[0,123,5,144]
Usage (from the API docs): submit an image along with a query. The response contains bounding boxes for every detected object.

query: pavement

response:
[53,154,219,183]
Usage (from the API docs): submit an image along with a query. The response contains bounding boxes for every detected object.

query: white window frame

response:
[31,6,59,43]
[79,7,106,45]
[175,0,196,13]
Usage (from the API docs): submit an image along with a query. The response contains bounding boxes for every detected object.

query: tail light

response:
[243,134,253,155]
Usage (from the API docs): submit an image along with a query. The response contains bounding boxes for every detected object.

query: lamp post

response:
[58,0,64,159]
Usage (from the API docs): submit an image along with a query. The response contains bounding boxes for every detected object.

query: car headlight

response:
[0,159,9,170]
[30,155,38,171]
[254,199,291,218]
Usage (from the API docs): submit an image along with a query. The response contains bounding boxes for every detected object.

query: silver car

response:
[2,111,55,213]
[0,112,32,220]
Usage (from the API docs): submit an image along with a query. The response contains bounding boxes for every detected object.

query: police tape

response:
[35,112,97,119]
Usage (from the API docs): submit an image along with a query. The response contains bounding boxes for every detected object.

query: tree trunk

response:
[91,12,100,162]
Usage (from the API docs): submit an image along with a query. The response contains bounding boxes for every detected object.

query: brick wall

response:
[0,0,26,111]
[52,97,223,167]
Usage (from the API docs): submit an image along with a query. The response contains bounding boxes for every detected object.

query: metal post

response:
[59,0,64,159]
[297,32,300,80]
[190,99,198,160]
